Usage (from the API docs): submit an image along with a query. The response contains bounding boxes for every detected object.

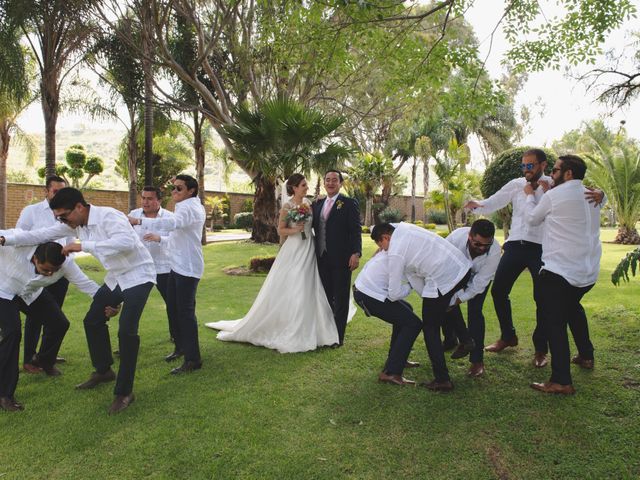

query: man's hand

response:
[348,253,360,271]
[464,200,481,210]
[585,187,604,206]
[62,243,82,256]
[143,233,161,243]
[128,216,140,226]
[0,236,4,246]
[523,184,535,195]
[105,304,121,318]
[537,179,551,192]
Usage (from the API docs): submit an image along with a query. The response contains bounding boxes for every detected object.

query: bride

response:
[205,173,341,353]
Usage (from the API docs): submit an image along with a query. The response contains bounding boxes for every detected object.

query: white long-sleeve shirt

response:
[2,205,156,291]
[129,207,174,275]
[387,223,472,301]
[446,227,501,304]
[525,180,601,287]
[140,197,206,279]
[471,176,551,244]
[355,250,412,302]
[16,198,74,246]
[0,245,99,305]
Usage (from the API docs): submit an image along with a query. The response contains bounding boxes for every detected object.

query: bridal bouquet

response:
[286,204,311,239]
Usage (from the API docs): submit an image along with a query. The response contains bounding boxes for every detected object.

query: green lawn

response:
[1,229,639,479]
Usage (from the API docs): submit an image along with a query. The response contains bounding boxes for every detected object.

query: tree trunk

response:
[365,196,373,227]
[193,112,207,245]
[41,75,59,178]
[142,3,154,185]
[615,225,640,245]
[422,157,430,222]
[0,122,10,228]
[410,158,417,222]
[251,175,279,243]
[499,208,511,240]
[127,127,138,212]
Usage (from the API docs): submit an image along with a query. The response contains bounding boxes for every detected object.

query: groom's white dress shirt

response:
[387,223,472,301]
[129,207,174,275]
[137,196,206,279]
[355,250,412,302]
[0,244,99,305]
[1,205,156,291]
[525,180,601,287]
[446,227,501,304]
[470,175,551,244]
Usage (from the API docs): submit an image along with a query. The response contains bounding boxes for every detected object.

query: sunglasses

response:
[520,163,537,171]
[469,239,493,249]
[551,167,562,174]
[55,210,73,224]
[170,185,184,192]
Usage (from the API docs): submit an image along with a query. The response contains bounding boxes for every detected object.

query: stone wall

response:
[4,183,424,227]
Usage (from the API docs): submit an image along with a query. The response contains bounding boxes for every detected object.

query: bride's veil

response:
[281,178,293,206]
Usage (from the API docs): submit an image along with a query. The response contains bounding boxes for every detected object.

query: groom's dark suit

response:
[312,194,362,344]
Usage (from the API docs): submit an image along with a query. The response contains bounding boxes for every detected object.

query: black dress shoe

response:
[76,369,116,389]
[165,350,184,362]
[170,361,202,375]
[42,365,62,377]
[0,396,24,412]
[451,338,476,359]
[108,393,135,414]
[419,379,454,392]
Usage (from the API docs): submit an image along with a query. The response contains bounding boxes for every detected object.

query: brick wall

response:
[5,183,424,227]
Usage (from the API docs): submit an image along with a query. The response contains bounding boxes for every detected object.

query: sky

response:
[16,1,640,164]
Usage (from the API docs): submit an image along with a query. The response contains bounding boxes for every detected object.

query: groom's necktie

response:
[322,197,334,220]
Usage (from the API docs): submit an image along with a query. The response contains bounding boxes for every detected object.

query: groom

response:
[313,170,362,346]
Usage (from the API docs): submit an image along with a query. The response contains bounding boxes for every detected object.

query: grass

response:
[1,228,639,479]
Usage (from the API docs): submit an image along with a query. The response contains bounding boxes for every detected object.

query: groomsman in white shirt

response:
[129,186,177,359]
[129,175,206,374]
[16,175,73,373]
[353,244,422,386]
[525,155,601,394]
[444,220,501,377]
[0,241,101,411]
[377,223,472,392]
[1,187,156,414]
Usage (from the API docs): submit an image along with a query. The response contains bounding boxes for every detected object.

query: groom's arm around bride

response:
[312,170,362,346]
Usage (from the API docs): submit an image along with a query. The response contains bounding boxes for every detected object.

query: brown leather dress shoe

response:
[0,397,24,412]
[23,363,43,374]
[571,355,594,369]
[451,338,475,359]
[467,362,485,377]
[404,360,420,368]
[108,393,135,415]
[533,352,548,368]
[485,335,519,353]
[378,372,416,386]
[170,360,203,375]
[530,381,576,395]
[419,379,454,392]
[42,365,62,377]
[76,369,116,389]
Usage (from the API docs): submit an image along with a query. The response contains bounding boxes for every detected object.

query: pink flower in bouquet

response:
[285,204,312,239]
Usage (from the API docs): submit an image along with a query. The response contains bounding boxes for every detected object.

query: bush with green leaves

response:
[38,144,104,189]
[425,209,447,225]
[241,198,254,213]
[378,207,403,223]
[234,212,254,230]
[249,256,276,273]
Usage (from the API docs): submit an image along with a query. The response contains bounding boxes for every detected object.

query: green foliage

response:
[425,209,447,225]
[612,248,640,285]
[234,212,254,230]
[378,207,403,223]
[241,198,254,213]
[37,144,105,189]
[361,226,370,234]
[206,195,228,228]
[65,148,87,169]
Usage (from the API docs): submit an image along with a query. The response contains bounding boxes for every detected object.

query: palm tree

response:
[433,138,469,232]
[222,97,347,243]
[348,152,394,227]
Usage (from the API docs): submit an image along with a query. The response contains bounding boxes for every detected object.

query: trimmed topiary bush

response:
[234,212,253,230]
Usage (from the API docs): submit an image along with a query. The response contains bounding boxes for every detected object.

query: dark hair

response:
[286,173,306,195]
[324,169,344,183]
[371,223,395,242]
[49,187,87,210]
[142,186,162,200]
[558,154,587,180]
[175,174,198,197]
[523,148,547,165]
[33,242,65,267]
[45,176,66,189]
[470,219,495,239]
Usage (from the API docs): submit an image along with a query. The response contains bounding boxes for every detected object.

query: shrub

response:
[249,256,276,273]
[241,198,254,212]
[234,212,253,230]
[361,226,370,234]
[425,223,436,230]
[413,220,425,227]
[437,231,448,238]
[378,207,403,223]
[426,209,447,225]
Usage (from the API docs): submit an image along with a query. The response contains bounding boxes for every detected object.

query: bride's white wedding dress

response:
[205,198,342,353]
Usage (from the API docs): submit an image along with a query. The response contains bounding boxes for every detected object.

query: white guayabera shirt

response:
[355,250,412,302]
[129,207,174,275]
[16,198,74,246]
[2,205,156,291]
[139,196,206,279]
[525,179,601,288]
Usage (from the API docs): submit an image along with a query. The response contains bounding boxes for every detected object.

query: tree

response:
[38,144,104,189]
[433,138,468,232]
[6,0,97,177]
[348,151,394,227]
[480,146,556,238]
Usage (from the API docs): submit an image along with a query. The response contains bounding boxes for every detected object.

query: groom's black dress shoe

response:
[76,369,116,389]
[165,350,184,362]
[0,397,24,412]
[170,360,202,375]
[108,393,135,414]
[419,379,454,392]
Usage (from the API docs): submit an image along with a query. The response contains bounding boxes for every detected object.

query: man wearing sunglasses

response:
[442,219,501,377]
[465,149,553,367]
[0,187,156,414]
[524,155,601,394]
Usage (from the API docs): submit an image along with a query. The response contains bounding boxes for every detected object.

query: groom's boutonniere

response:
[336,200,344,210]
